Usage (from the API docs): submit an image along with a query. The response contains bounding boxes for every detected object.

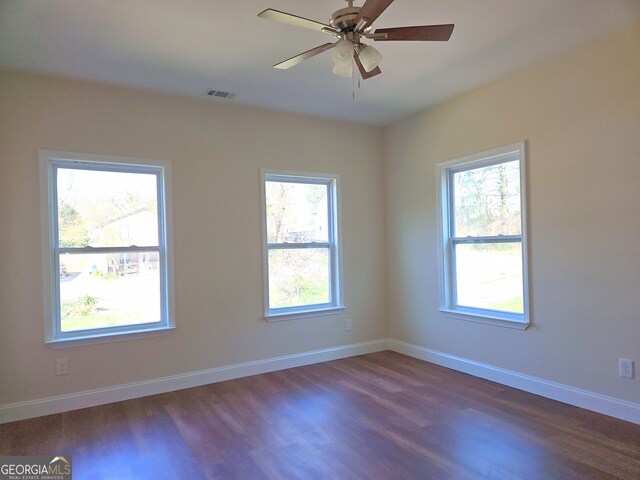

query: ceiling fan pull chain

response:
[352,71,361,101]
[352,63,356,101]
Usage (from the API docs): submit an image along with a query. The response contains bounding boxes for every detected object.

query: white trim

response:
[40,153,56,342]
[46,326,176,349]
[259,168,344,320]
[438,308,529,330]
[388,339,640,425]
[0,339,389,424]
[436,141,530,328]
[265,306,345,322]
[39,150,175,344]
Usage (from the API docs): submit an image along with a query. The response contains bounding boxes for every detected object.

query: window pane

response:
[59,252,161,332]
[268,248,330,309]
[455,242,523,313]
[57,168,159,248]
[453,160,521,237]
[265,181,329,243]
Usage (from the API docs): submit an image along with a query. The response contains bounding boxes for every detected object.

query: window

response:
[40,151,174,345]
[261,170,343,320]
[437,142,529,329]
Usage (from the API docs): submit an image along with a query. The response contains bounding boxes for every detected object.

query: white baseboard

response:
[5,338,638,426]
[0,339,390,424]
[388,339,640,425]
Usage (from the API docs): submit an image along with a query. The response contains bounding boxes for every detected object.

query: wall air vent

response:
[206,89,234,99]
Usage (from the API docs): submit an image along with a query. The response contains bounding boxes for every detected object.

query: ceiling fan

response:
[258,0,454,79]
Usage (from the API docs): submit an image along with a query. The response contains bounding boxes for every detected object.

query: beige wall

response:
[384,24,640,403]
[0,70,387,404]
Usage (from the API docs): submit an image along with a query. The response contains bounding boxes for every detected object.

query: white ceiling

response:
[1,0,639,125]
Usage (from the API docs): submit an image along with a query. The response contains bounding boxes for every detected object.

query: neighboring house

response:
[285,219,327,243]
[90,209,159,275]
[284,201,329,243]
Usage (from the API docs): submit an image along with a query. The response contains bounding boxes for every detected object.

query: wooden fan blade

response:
[356,0,395,28]
[273,43,335,69]
[258,9,338,34]
[372,24,454,41]
[354,52,382,80]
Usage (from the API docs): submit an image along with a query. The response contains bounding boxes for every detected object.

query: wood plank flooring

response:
[2,351,639,479]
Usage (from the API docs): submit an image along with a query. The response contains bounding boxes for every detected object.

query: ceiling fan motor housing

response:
[330,6,361,31]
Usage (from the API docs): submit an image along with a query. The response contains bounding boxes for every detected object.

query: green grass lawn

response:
[61,296,147,331]
[489,296,524,314]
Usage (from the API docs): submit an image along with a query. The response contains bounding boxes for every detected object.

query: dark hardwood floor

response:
[2,351,639,479]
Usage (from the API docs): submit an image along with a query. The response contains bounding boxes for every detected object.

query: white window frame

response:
[260,169,344,322]
[436,142,530,329]
[40,150,175,347]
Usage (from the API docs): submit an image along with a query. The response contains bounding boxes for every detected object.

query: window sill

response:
[46,326,176,349]
[439,308,530,330]
[265,306,345,323]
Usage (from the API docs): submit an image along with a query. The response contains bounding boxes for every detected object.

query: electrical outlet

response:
[619,359,634,379]
[345,318,352,332]
[56,358,69,376]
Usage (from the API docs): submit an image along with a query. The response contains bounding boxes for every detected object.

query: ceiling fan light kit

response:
[331,39,356,77]
[332,61,354,78]
[358,44,383,73]
[258,0,454,80]
[332,39,355,64]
